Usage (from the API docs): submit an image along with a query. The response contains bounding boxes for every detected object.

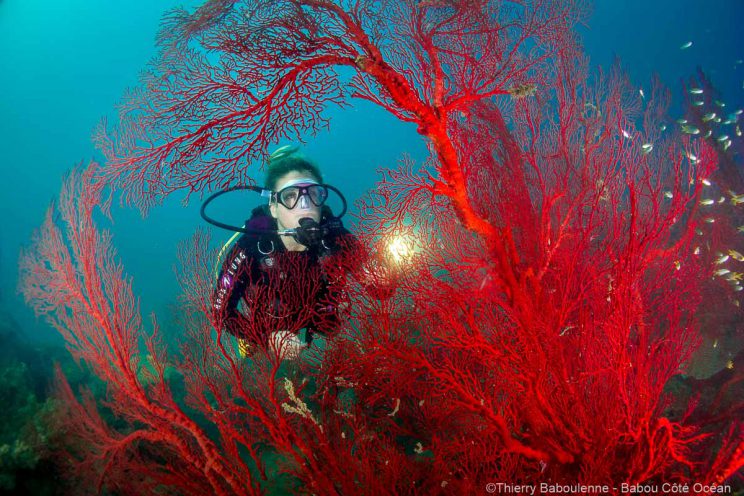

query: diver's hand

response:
[268,330,307,360]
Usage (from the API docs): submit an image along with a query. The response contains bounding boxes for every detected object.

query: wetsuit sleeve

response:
[212,242,254,340]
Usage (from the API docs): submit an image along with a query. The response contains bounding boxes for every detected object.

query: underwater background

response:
[0,0,743,493]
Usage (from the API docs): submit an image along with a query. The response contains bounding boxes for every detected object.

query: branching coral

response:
[19,0,743,494]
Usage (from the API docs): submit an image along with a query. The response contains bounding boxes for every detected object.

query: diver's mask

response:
[271,178,328,210]
[271,178,330,248]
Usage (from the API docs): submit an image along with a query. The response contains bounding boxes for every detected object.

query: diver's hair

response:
[264,147,323,190]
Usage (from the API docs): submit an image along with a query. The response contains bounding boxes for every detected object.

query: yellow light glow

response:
[386,235,413,265]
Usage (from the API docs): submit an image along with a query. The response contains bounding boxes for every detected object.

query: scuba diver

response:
[204,146,381,359]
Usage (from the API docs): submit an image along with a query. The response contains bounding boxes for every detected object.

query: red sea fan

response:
[94,0,584,213]
[20,1,742,494]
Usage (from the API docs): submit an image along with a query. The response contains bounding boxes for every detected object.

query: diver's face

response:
[269,171,322,230]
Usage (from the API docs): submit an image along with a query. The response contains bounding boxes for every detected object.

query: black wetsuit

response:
[212,205,356,347]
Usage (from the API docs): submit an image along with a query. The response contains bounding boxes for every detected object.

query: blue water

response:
[0,0,742,342]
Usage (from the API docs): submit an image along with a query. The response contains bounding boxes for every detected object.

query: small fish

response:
[674,260,681,270]
[723,119,735,125]
[697,228,704,235]
[736,125,742,137]
[726,359,734,369]
[714,116,722,123]
[713,339,718,348]
[639,88,645,99]
[690,88,704,94]
[715,254,730,264]
[622,129,632,139]
[728,249,744,262]
[680,41,693,49]
[702,178,712,186]
[559,325,574,336]
[704,218,716,223]
[714,268,731,276]
[704,129,712,138]
[664,191,673,199]
[681,125,700,135]
[700,199,715,206]
[687,152,699,163]
[738,226,744,233]
[694,246,701,255]
[735,287,744,293]
[719,196,726,203]
[723,140,732,151]
[717,135,730,142]
[660,124,667,131]
[728,272,744,281]
[642,143,653,154]
[693,101,704,106]
[677,118,688,124]
[715,100,726,107]
[702,112,716,122]
[736,109,743,116]
[726,189,741,201]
